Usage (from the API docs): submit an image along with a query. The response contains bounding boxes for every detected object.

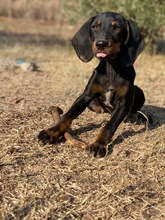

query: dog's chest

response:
[97,62,126,108]
[101,86,115,109]
[104,88,113,105]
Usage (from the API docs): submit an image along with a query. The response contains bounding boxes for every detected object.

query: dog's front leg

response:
[89,103,131,157]
[38,89,97,145]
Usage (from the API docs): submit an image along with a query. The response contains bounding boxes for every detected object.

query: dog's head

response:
[72,12,145,67]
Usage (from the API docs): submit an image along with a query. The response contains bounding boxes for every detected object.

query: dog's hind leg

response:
[131,85,145,113]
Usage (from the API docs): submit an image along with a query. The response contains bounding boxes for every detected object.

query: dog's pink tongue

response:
[96,53,107,58]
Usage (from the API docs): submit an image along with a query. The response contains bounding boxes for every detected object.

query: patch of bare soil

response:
[0,19,165,219]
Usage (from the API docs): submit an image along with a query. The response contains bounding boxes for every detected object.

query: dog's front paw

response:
[88,143,106,158]
[38,129,59,145]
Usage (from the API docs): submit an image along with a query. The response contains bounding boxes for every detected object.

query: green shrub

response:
[61,0,165,54]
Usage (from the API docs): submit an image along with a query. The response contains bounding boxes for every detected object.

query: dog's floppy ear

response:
[72,17,95,62]
[120,19,145,67]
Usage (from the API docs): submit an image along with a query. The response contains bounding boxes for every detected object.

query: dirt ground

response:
[0,18,165,220]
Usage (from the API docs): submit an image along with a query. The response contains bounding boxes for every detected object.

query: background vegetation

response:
[62,0,165,54]
[0,0,164,54]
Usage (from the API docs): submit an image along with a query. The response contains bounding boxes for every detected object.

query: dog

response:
[38,12,145,157]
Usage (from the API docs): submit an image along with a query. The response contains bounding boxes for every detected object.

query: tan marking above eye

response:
[111,21,120,30]
[97,20,101,26]
[111,21,117,26]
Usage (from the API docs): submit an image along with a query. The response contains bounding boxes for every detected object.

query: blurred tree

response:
[61,0,165,54]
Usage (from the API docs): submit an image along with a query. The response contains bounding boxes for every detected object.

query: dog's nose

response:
[96,40,109,49]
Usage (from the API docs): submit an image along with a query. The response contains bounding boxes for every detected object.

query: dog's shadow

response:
[70,105,165,151]
[108,105,165,154]
[138,104,165,128]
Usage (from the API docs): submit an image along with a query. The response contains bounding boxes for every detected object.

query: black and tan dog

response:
[38,12,145,157]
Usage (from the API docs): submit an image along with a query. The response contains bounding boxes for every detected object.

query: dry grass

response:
[0,18,165,220]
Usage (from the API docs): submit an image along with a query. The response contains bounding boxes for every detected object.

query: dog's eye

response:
[114,24,121,29]
[91,23,100,30]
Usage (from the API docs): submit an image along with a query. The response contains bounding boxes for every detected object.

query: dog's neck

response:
[95,60,135,83]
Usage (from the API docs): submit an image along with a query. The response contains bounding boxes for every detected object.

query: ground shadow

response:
[108,104,165,153]
[0,31,70,47]
[74,104,165,132]
[141,104,165,127]
[64,104,165,150]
